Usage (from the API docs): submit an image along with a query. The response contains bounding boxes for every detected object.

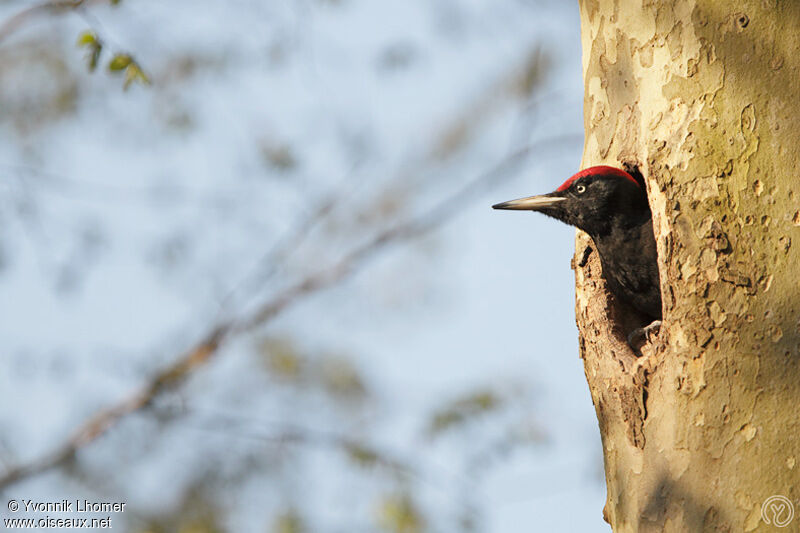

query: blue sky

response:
[0,1,610,531]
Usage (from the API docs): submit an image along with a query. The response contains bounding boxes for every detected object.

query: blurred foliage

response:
[376,493,426,533]
[134,487,224,533]
[158,53,229,86]
[430,48,549,161]
[260,337,305,381]
[259,140,299,173]
[427,389,502,437]
[376,43,417,72]
[342,441,408,478]
[0,0,564,531]
[344,184,412,231]
[319,355,367,401]
[0,41,79,132]
[257,337,368,402]
[512,49,550,98]
[272,510,305,533]
[343,441,383,469]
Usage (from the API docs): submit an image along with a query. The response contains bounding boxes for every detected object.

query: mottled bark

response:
[574,1,800,531]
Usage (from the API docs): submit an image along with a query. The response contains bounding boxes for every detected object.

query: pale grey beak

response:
[492,195,566,211]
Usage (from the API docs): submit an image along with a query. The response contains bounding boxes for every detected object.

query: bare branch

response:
[0,133,580,491]
[217,166,363,313]
[159,405,476,497]
[0,0,102,44]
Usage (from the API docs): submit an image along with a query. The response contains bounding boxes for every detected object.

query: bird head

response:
[492,166,649,236]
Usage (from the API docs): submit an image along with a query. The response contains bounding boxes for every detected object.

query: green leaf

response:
[89,44,102,72]
[108,54,132,71]
[76,31,96,47]
[123,63,151,90]
[135,66,151,85]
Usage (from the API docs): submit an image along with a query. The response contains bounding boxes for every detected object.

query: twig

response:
[0,133,581,491]
[158,404,477,499]
[217,163,366,313]
[175,408,417,479]
[0,0,100,44]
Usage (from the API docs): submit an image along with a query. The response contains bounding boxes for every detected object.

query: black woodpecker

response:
[493,166,662,343]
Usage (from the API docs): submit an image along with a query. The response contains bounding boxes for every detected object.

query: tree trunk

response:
[574,1,800,531]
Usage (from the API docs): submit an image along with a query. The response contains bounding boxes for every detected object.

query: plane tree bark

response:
[573,1,800,531]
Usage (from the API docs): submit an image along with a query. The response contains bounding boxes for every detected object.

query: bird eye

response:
[575,184,586,194]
